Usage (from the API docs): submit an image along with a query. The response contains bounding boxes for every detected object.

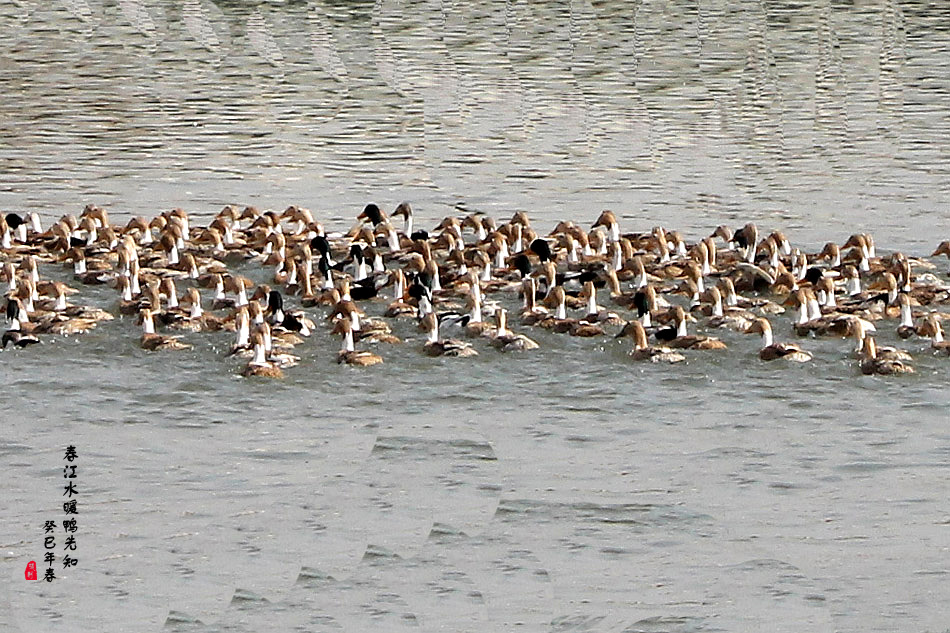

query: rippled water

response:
[2,1,950,631]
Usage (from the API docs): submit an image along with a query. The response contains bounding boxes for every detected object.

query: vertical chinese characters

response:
[62,445,78,573]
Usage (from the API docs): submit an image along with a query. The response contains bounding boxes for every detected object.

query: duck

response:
[256,322,301,366]
[580,281,624,325]
[2,300,41,348]
[461,291,497,338]
[332,317,384,366]
[2,327,40,349]
[896,293,918,339]
[178,287,228,331]
[915,314,950,355]
[240,332,285,378]
[860,335,914,375]
[748,318,812,362]
[328,299,398,344]
[540,287,605,336]
[489,308,538,352]
[418,312,478,357]
[519,278,549,326]
[655,305,727,350]
[933,240,950,274]
[704,287,755,332]
[615,320,685,363]
[4,298,39,335]
[138,308,191,351]
[846,317,911,361]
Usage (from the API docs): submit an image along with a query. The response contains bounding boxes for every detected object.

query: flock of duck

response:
[2,203,950,378]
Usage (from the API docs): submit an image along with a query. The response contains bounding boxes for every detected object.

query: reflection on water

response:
[1,0,948,248]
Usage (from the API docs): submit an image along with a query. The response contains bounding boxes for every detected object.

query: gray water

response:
[2,0,950,631]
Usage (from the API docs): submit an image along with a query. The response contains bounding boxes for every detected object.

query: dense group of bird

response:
[3,202,950,377]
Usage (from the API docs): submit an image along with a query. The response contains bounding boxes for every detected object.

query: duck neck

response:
[236,319,249,346]
[635,269,647,289]
[847,276,861,296]
[852,328,865,353]
[426,324,439,344]
[899,303,913,328]
[495,242,509,269]
[586,292,598,316]
[689,290,700,309]
[143,315,155,335]
[251,342,267,365]
[676,317,688,338]
[497,311,509,337]
[712,297,723,318]
[760,328,773,349]
[797,304,809,325]
[481,262,492,283]
[470,298,482,323]
[824,288,837,308]
[556,299,566,320]
[418,295,432,317]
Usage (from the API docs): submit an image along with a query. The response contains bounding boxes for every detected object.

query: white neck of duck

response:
[676,318,688,338]
[143,315,155,335]
[470,299,482,323]
[418,295,432,316]
[847,276,861,296]
[586,292,598,315]
[760,328,773,348]
[797,304,810,325]
[495,242,509,269]
[899,303,913,328]
[236,320,249,346]
[608,223,619,243]
[251,342,267,365]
